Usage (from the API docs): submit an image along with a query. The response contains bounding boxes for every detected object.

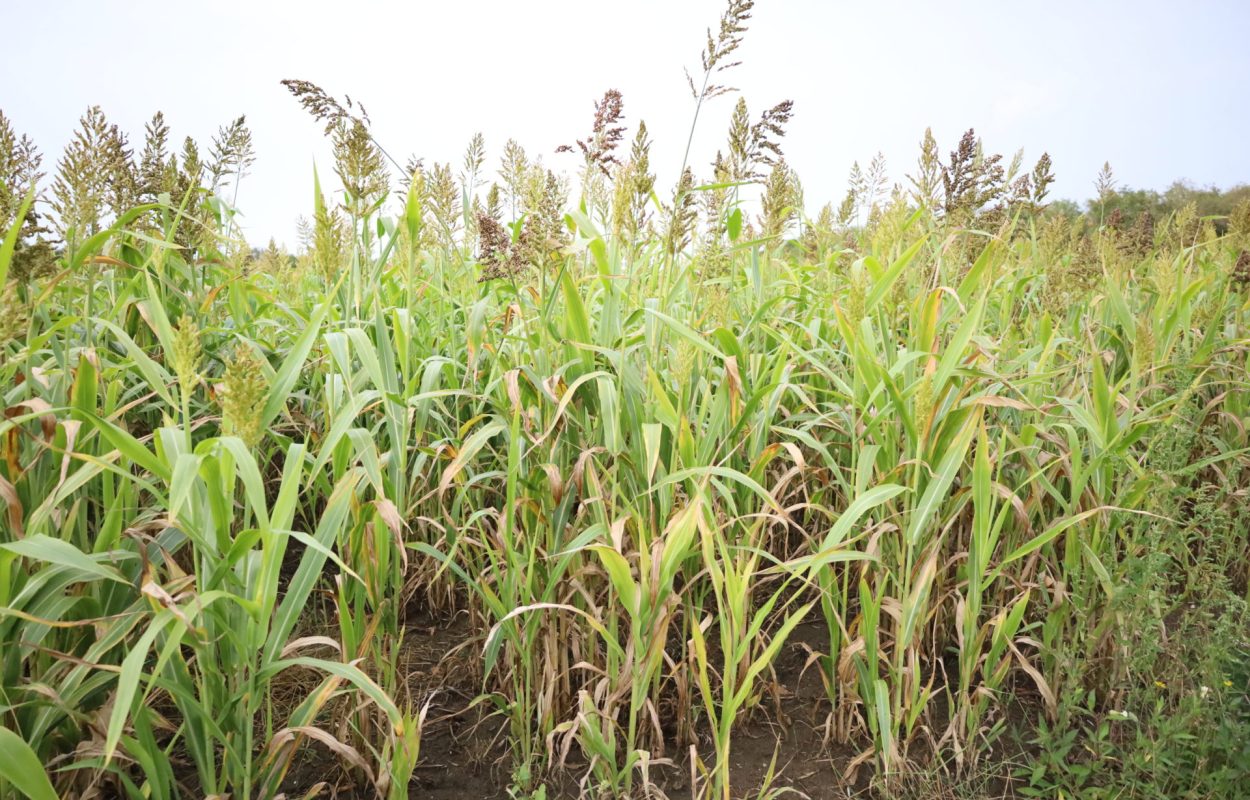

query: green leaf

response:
[93,320,178,407]
[655,465,785,516]
[865,236,925,311]
[261,657,401,727]
[0,535,128,584]
[263,470,363,666]
[69,204,161,272]
[644,307,726,360]
[259,298,328,431]
[822,484,906,551]
[990,506,1107,583]
[727,207,743,242]
[0,187,35,289]
[588,545,639,616]
[438,420,507,493]
[561,270,595,371]
[77,408,169,480]
[905,414,977,547]
[731,601,814,711]
[105,610,179,761]
[0,727,58,800]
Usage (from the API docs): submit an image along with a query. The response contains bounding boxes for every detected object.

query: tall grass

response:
[1,19,1249,800]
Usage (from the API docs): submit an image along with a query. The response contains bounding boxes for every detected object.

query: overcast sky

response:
[4,0,1249,248]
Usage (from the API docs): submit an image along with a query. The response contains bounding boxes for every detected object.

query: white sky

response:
[4,0,1249,248]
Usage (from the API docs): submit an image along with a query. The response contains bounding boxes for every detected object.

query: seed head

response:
[332,119,389,209]
[557,89,626,178]
[844,262,868,323]
[221,344,267,448]
[1133,314,1155,376]
[941,128,1006,218]
[0,282,27,352]
[913,373,934,430]
[1029,152,1055,208]
[1233,250,1250,289]
[1230,199,1250,242]
[281,79,369,136]
[171,314,202,392]
[476,212,526,282]
[1128,211,1156,257]
[693,0,755,100]
[663,168,698,256]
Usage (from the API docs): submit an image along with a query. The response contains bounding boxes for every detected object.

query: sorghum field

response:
[2,4,1249,799]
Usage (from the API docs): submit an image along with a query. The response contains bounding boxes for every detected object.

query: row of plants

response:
[1,3,1248,796]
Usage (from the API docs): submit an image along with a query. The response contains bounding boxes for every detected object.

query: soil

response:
[280,617,871,799]
[280,615,1029,799]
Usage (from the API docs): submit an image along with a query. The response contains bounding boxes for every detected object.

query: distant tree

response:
[1088,180,1250,234]
[1161,181,1250,232]
[1045,199,1082,219]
